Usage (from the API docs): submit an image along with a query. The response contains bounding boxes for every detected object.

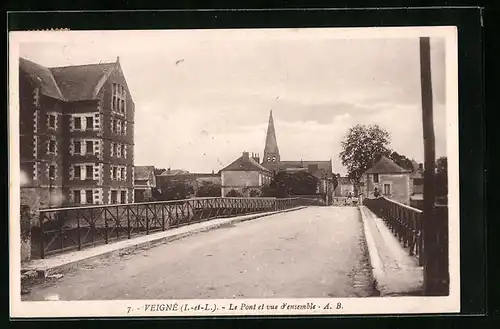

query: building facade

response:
[334,176,355,197]
[133,166,156,202]
[361,156,411,205]
[19,57,135,207]
[220,152,272,197]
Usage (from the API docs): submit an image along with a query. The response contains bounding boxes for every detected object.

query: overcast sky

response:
[19,29,447,175]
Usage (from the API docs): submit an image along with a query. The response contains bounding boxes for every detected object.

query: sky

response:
[18,29,448,175]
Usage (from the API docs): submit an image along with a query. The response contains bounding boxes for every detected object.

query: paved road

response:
[24,206,375,301]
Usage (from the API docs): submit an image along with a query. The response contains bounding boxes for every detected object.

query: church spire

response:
[263,110,280,166]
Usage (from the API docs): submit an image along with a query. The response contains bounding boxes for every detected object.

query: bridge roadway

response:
[24,206,375,300]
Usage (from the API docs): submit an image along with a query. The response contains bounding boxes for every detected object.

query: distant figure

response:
[374,187,380,198]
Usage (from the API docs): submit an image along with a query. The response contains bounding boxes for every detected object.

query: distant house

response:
[334,177,355,197]
[410,160,424,208]
[220,151,272,197]
[361,156,412,205]
[133,166,156,202]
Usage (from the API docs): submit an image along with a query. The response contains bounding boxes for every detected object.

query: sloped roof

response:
[279,160,333,178]
[221,153,271,173]
[19,58,64,100]
[134,166,155,181]
[365,156,410,174]
[19,57,119,102]
[160,169,190,176]
[49,62,117,101]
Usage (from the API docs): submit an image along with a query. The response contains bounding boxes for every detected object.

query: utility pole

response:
[420,37,447,295]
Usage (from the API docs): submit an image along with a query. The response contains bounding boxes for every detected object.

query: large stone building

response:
[260,110,335,203]
[361,156,412,205]
[19,57,135,207]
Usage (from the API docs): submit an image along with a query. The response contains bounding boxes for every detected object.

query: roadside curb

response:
[22,206,308,279]
[358,206,423,296]
[358,206,387,296]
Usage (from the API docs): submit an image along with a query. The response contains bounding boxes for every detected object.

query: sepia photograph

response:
[9,26,459,317]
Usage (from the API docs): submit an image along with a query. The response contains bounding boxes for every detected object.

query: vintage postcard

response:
[9,26,459,318]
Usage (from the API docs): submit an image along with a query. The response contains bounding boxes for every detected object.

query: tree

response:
[226,189,243,197]
[260,171,319,197]
[195,181,221,197]
[153,180,194,201]
[387,151,415,172]
[339,124,391,184]
[435,156,448,203]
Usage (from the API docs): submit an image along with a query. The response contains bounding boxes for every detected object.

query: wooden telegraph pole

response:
[420,37,447,295]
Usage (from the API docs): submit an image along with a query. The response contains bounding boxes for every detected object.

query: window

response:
[120,167,125,180]
[121,144,126,158]
[373,174,379,183]
[74,140,81,154]
[111,83,126,114]
[49,165,56,179]
[74,165,81,179]
[86,165,93,180]
[73,190,81,204]
[117,120,121,134]
[85,190,93,204]
[85,141,93,154]
[110,118,114,133]
[111,190,118,204]
[117,144,122,158]
[86,117,93,129]
[48,140,56,154]
[383,183,391,195]
[113,167,118,180]
[120,191,126,203]
[48,114,56,129]
[74,117,82,130]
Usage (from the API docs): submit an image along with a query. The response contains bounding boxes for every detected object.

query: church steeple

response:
[263,110,280,167]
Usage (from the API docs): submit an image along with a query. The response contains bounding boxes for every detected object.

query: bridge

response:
[21,196,448,300]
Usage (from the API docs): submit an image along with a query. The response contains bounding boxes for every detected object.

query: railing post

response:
[76,210,81,250]
[127,206,131,239]
[104,209,108,244]
[146,205,150,235]
[39,212,45,259]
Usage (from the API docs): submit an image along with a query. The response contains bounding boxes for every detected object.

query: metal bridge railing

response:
[33,197,318,259]
[363,196,424,266]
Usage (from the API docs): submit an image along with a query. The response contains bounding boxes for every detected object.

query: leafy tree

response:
[332,174,339,190]
[387,151,415,171]
[226,189,243,197]
[435,156,448,203]
[339,124,391,183]
[260,171,319,197]
[196,181,221,197]
[153,180,194,201]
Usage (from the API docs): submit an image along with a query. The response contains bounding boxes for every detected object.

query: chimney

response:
[252,152,260,163]
[116,56,120,63]
[242,151,249,160]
